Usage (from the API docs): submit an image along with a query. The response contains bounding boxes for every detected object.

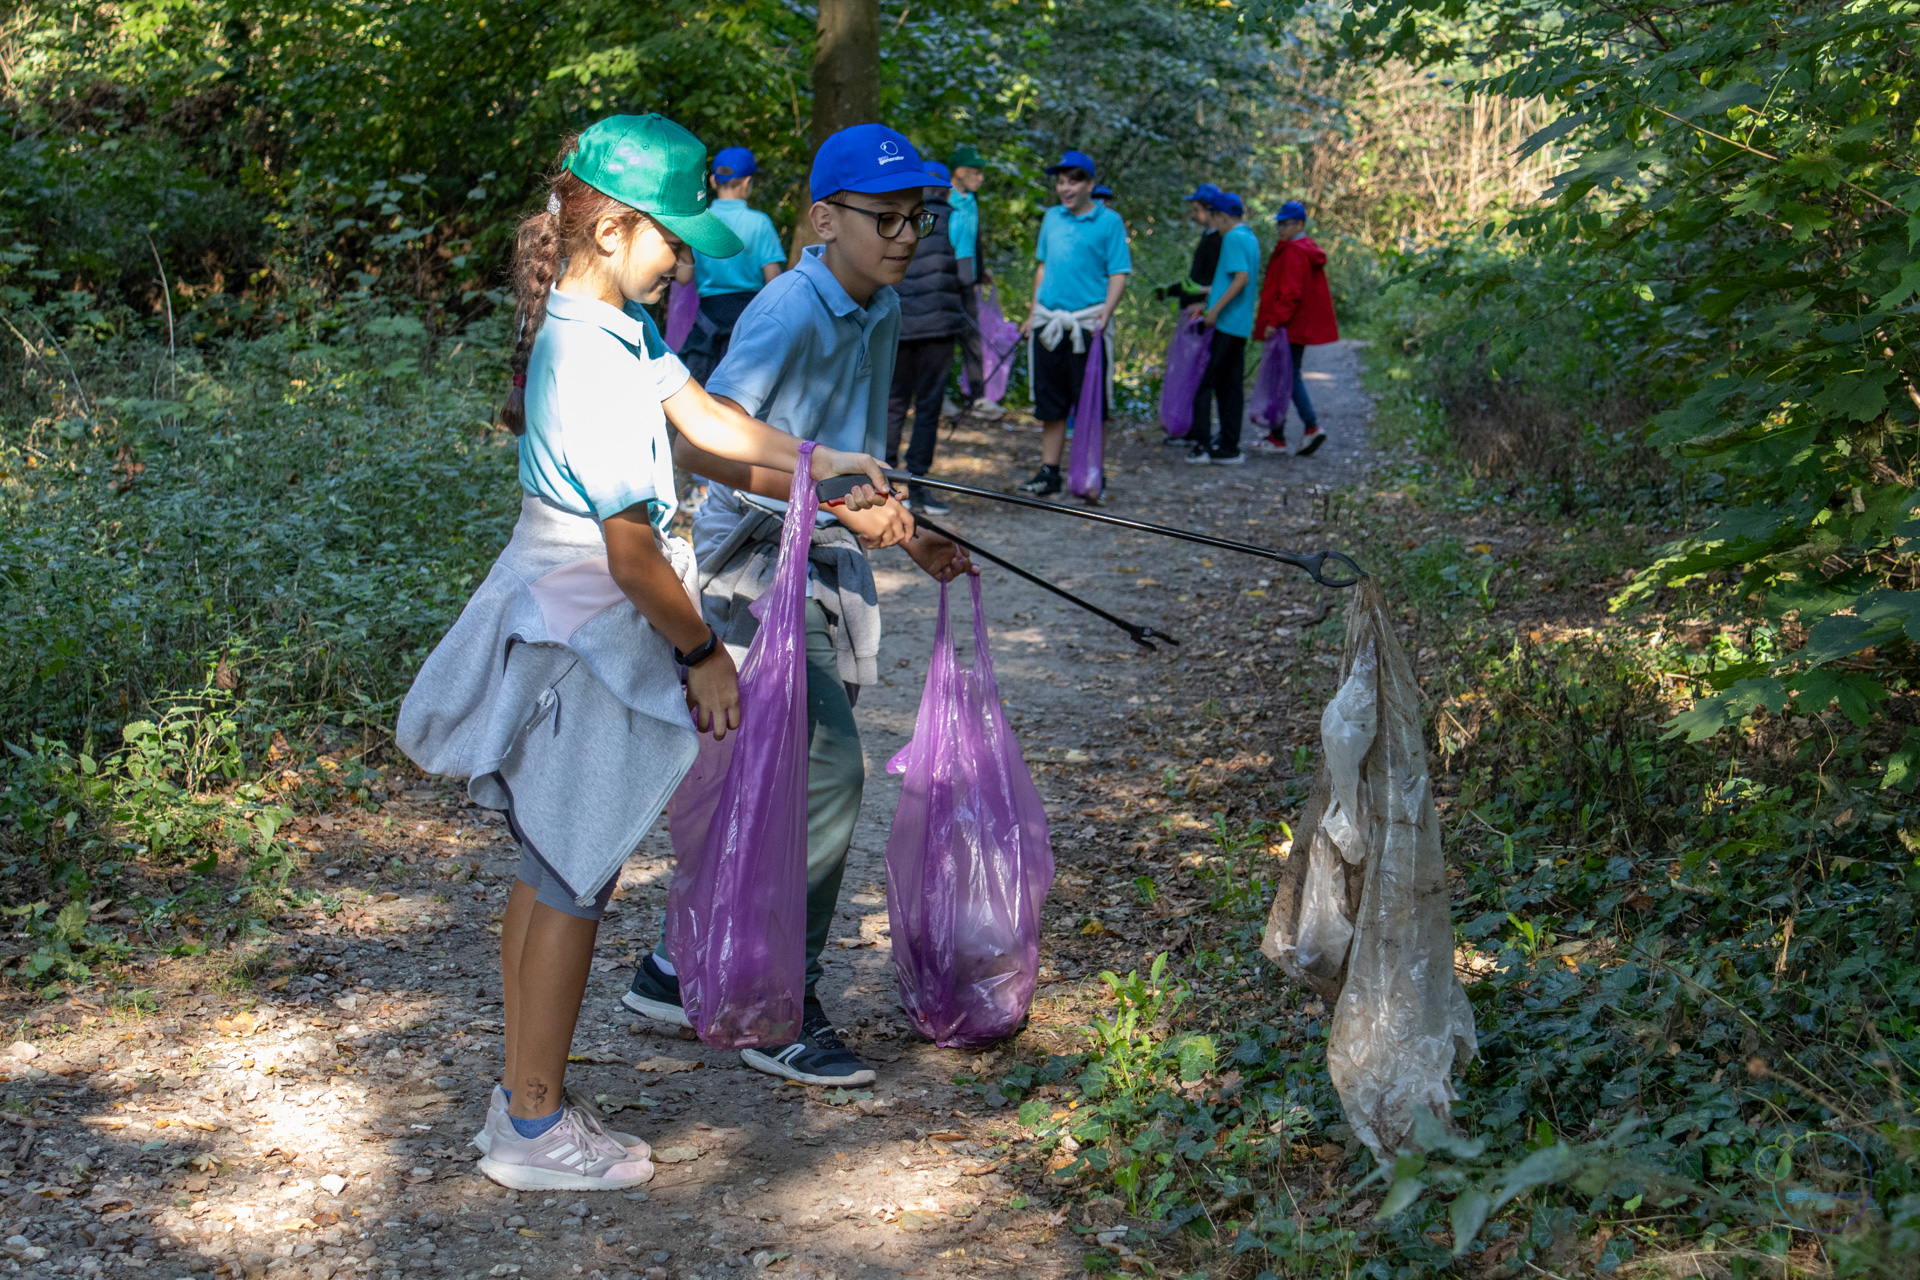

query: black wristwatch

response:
[674,627,721,668]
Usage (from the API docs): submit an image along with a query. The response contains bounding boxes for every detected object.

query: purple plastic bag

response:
[967,286,1022,403]
[663,442,816,1050]
[665,279,699,351]
[1157,317,1212,438]
[1067,327,1106,499]
[885,576,1054,1047]
[1247,329,1293,431]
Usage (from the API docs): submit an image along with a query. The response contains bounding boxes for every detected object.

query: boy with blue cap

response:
[623,123,972,1088]
[945,143,1002,420]
[680,146,788,384]
[1158,182,1223,310]
[1018,149,1131,496]
[1253,199,1339,455]
[1185,190,1259,465]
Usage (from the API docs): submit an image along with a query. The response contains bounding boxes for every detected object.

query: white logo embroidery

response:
[877,139,904,165]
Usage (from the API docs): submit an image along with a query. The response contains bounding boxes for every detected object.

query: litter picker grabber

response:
[820,471,1366,588]
[912,515,1180,651]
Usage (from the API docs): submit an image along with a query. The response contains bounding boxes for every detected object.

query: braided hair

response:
[499,135,647,435]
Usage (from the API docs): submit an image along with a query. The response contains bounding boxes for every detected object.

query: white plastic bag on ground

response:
[1261,579,1477,1158]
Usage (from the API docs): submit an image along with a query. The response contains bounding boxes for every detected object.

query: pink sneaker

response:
[477,1092,654,1192]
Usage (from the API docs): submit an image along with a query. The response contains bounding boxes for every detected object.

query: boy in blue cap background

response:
[625,123,972,1089]
[681,146,788,384]
[1158,182,1222,310]
[1018,149,1131,496]
[1253,199,1339,455]
[1185,190,1259,465]
[945,143,1003,420]
[886,159,966,515]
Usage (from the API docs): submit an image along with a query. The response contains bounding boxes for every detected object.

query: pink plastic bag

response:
[665,279,699,351]
[885,576,1054,1047]
[1157,316,1212,438]
[663,442,816,1049]
[967,286,1022,403]
[1248,329,1293,431]
[1067,327,1106,499]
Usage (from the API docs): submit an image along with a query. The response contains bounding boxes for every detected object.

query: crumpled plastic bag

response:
[967,286,1022,405]
[1067,328,1106,499]
[885,576,1054,1047]
[662,442,817,1049]
[1247,330,1293,432]
[1156,317,1211,439]
[665,279,699,351]
[1262,579,1478,1157]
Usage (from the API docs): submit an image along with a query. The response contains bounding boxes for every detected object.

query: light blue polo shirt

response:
[1035,203,1132,311]
[693,199,786,297]
[692,245,900,553]
[1208,223,1261,339]
[949,191,979,261]
[519,289,688,528]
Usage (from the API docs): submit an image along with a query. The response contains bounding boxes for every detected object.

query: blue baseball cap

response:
[810,124,948,201]
[1182,182,1222,203]
[1275,200,1308,222]
[712,147,758,180]
[1210,191,1245,216]
[925,160,952,182]
[1045,150,1097,178]
[1092,184,1114,200]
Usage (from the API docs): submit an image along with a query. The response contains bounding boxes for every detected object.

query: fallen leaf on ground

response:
[631,1057,701,1074]
[593,1094,659,1114]
[820,1089,874,1107]
[566,1050,628,1065]
[898,1210,941,1231]
[652,1145,702,1164]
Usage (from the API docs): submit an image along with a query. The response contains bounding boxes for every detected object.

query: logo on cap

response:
[878,139,903,165]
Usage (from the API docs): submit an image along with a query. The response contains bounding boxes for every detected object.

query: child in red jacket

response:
[1252,200,1338,456]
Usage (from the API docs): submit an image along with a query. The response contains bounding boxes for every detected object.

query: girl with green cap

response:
[398,114,890,1193]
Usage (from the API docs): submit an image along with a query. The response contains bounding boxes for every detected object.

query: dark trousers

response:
[1290,341,1318,429]
[1192,330,1248,457]
[886,337,956,474]
[958,284,985,400]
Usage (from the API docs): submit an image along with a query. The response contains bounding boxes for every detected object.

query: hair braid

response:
[498,134,643,436]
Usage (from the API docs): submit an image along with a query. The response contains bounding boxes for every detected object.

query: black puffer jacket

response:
[895,195,966,342]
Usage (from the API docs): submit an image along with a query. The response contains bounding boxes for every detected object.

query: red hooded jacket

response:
[1254,235,1339,345]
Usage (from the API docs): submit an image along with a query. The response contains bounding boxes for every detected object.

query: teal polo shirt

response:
[1207,223,1261,339]
[693,199,786,297]
[949,191,979,261]
[1035,203,1132,311]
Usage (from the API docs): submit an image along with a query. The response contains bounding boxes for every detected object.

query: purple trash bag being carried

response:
[663,442,817,1050]
[885,576,1055,1048]
[969,286,1023,404]
[665,279,699,351]
[1066,327,1106,499]
[1247,329,1293,432]
[1157,316,1212,438]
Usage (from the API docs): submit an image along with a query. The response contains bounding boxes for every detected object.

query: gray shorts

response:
[515,847,617,921]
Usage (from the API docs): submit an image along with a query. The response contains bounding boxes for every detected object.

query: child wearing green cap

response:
[622,122,973,1090]
[398,114,889,1193]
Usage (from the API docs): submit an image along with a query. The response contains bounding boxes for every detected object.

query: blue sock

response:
[500,1087,511,1102]
[509,1107,564,1140]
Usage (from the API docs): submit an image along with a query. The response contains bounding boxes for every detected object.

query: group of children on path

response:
[396,108,1339,1196]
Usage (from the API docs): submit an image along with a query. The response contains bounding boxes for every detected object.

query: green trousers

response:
[655,599,865,990]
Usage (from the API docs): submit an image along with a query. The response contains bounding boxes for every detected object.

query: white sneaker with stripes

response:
[476,1091,654,1192]
[471,1084,649,1158]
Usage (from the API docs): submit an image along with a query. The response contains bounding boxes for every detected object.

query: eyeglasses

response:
[822,201,936,240]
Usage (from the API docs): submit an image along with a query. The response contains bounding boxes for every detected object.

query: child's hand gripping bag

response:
[1067,327,1107,499]
[665,279,700,351]
[885,576,1055,1047]
[1247,329,1293,431]
[663,443,816,1049]
[1157,316,1211,438]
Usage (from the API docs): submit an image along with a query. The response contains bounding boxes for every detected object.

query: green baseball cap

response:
[947,143,985,170]
[565,114,743,258]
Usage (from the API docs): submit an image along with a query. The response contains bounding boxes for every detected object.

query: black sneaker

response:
[1016,466,1062,496]
[739,998,876,1086]
[1184,446,1212,465]
[620,955,690,1028]
[1297,426,1328,456]
[908,484,951,516]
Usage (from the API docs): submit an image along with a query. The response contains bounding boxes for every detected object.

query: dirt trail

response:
[0,344,1373,1280]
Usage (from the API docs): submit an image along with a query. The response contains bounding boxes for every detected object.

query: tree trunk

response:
[792,0,881,260]
[811,0,880,150]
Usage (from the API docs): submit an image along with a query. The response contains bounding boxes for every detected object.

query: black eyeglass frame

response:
[821,200,936,240]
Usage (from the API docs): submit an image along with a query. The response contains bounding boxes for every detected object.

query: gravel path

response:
[0,343,1374,1280]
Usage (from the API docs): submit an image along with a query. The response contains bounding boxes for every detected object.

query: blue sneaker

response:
[739,999,876,1087]
[621,955,691,1028]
